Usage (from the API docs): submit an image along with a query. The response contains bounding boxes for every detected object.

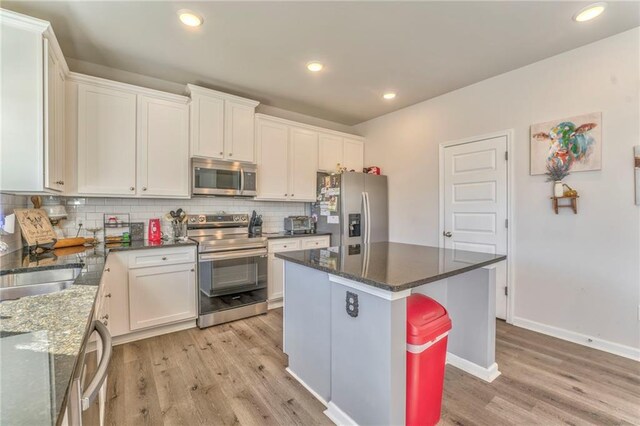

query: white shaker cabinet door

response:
[289,127,318,201]
[128,263,197,331]
[137,96,189,197]
[77,84,137,195]
[44,39,65,192]
[224,100,256,163]
[190,93,224,159]
[256,118,289,200]
[318,133,343,173]
[342,138,364,173]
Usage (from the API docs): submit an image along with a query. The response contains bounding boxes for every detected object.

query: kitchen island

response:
[276,242,506,425]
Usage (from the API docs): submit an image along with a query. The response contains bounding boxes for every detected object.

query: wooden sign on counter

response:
[14,208,57,247]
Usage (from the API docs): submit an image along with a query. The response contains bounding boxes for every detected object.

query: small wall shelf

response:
[551,195,579,214]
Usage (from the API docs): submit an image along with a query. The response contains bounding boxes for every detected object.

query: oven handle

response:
[199,248,268,262]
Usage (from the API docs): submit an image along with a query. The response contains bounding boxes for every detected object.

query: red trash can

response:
[406,294,452,426]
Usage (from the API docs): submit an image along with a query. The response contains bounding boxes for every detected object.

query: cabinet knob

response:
[191,268,195,272]
[229,153,233,157]
[104,268,110,272]
[291,194,294,197]
[105,293,112,298]
[101,314,109,320]
[130,186,135,191]
[142,187,147,191]
[55,180,64,185]
[284,194,288,196]
[219,151,224,156]
[102,320,108,326]
[162,257,167,260]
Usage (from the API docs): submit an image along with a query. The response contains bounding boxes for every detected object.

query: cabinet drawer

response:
[128,247,196,269]
[268,239,301,253]
[301,236,331,249]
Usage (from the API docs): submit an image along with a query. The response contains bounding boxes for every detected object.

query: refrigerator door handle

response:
[363,191,371,244]
[361,192,367,244]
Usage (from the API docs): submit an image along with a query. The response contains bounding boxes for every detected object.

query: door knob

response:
[443,231,453,238]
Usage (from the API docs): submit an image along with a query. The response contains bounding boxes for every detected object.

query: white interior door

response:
[443,136,508,319]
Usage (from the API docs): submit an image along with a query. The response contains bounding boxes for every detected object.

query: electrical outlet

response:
[346,291,359,318]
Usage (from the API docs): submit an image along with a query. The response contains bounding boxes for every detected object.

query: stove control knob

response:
[234,216,241,222]
[189,217,197,223]
[198,216,206,223]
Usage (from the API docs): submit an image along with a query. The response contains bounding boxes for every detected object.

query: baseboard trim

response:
[268,299,283,310]
[324,402,358,426]
[112,320,196,346]
[512,316,640,361]
[285,367,329,407]
[446,353,501,382]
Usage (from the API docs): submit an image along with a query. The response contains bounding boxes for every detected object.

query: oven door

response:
[198,248,268,313]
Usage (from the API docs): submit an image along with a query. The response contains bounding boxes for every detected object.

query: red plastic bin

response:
[406,294,452,426]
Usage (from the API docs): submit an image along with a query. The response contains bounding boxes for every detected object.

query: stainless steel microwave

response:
[192,159,257,197]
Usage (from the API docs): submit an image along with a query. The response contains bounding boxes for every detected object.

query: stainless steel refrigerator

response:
[313,172,388,246]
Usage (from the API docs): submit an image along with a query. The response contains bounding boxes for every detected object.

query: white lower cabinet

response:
[128,262,197,331]
[97,247,197,340]
[267,236,330,303]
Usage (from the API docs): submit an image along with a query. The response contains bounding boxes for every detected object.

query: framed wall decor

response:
[530,112,602,175]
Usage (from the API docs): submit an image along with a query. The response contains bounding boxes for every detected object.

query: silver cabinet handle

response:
[443,231,453,238]
[199,248,268,262]
[81,321,112,411]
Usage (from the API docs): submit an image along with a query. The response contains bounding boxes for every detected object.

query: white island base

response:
[282,261,501,426]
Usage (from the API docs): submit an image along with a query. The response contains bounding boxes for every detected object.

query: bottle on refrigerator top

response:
[148,218,161,242]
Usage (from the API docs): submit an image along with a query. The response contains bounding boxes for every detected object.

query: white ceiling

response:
[3,1,639,125]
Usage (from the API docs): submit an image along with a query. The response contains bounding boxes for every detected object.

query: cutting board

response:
[14,209,57,247]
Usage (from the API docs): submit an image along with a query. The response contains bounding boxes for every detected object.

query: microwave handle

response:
[240,166,245,195]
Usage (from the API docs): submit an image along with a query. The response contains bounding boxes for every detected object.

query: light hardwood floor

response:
[103,309,640,426]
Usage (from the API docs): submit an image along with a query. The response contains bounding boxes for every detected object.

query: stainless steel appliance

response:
[192,158,257,197]
[187,213,268,327]
[313,172,388,246]
[284,216,313,234]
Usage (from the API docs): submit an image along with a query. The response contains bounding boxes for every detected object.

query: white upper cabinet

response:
[44,38,65,192]
[77,84,138,196]
[256,114,364,201]
[318,133,343,173]
[343,138,365,172]
[289,127,318,201]
[256,118,289,200]
[73,75,190,198]
[187,84,259,163]
[0,10,68,193]
[137,95,190,197]
[225,101,256,162]
[190,93,224,159]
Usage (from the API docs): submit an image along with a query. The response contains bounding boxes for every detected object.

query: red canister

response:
[148,218,161,242]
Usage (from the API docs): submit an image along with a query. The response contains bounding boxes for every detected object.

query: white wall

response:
[355,28,640,355]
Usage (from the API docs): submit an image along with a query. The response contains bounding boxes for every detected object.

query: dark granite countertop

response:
[0,246,105,426]
[275,242,506,292]
[0,238,196,425]
[105,238,197,252]
[263,232,332,240]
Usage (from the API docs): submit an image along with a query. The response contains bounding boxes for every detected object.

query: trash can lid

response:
[407,294,452,345]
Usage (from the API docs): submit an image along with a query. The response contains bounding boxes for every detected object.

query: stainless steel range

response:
[187,213,268,328]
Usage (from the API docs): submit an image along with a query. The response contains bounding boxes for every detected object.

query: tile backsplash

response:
[58,197,309,240]
[0,193,28,255]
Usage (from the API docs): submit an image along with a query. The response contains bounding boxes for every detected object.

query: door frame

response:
[438,129,515,324]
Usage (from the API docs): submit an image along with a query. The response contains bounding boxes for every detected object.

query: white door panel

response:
[443,136,508,319]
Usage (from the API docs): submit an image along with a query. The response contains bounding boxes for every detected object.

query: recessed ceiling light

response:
[383,92,396,100]
[178,9,203,27]
[306,61,324,72]
[573,2,606,22]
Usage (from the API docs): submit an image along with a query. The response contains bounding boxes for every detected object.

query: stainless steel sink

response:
[0,268,81,302]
